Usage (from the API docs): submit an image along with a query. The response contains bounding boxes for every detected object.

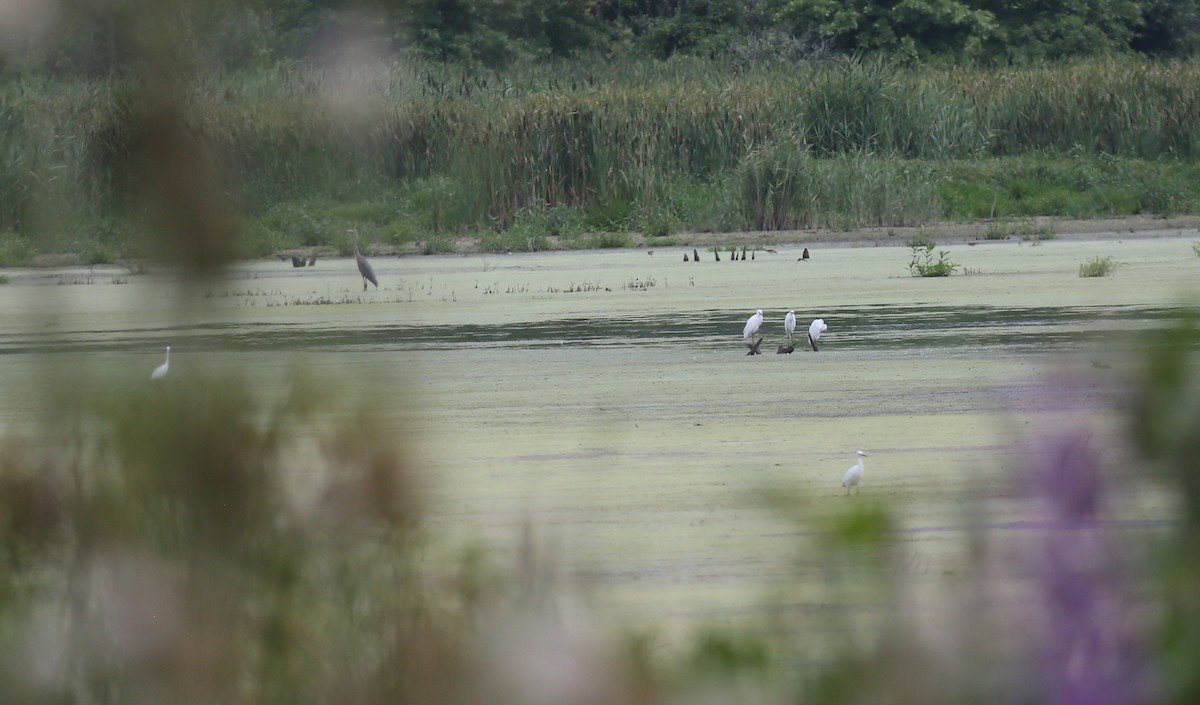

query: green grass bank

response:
[4,55,1200,264]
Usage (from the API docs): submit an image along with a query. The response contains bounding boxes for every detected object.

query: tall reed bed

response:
[0,77,116,250]
[381,61,981,233]
[3,55,1200,257]
[956,58,1200,158]
[738,145,941,230]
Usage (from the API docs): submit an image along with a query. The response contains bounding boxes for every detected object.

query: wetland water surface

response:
[2,235,1197,638]
[0,304,1185,355]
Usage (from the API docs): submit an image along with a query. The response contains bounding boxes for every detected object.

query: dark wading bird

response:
[746,337,764,355]
[776,343,795,354]
[684,253,689,261]
[693,248,700,262]
[350,229,378,291]
[798,248,810,262]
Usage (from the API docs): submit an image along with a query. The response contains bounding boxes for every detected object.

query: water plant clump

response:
[908,244,959,277]
[1079,255,1120,277]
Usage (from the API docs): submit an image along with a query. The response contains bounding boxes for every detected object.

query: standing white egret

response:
[842,450,867,494]
[350,229,378,291]
[808,318,828,351]
[151,346,170,380]
[743,309,764,340]
[784,310,796,341]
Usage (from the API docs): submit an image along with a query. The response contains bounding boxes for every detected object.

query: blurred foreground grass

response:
[4,5,1200,702]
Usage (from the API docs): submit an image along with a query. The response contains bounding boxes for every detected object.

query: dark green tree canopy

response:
[6,0,1200,75]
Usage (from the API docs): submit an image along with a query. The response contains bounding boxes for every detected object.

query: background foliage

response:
[3,54,1200,261]
[9,0,1199,73]
[0,0,1199,261]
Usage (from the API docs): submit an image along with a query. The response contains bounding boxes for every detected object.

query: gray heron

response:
[351,229,378,291]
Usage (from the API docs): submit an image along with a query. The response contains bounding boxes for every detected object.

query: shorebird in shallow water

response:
[842,451,867,494]
[808,318,827,351]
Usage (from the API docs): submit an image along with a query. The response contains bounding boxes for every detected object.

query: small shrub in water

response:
[1079,256,1120,277]
[908,244,958,277]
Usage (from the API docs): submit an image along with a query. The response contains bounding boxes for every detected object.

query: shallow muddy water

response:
[1,302,1181,355]
[2,234,1197,641]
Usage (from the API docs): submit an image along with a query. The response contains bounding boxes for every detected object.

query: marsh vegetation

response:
[1079,255,1122,277]
[5,56,1200,264]
[907,243,959,277]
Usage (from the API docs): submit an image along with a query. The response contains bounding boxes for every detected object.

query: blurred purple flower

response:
[1025,430,1155,705]
[1028,432,1102,523]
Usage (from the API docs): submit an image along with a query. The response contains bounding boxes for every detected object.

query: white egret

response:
[808,318,828,351]
[743,309,764,339]
[350,229,378,291]
[842,450,867,494]
[784,310,796,341]
[151,346,170,380]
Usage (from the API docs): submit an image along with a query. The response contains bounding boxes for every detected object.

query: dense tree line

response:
[5,0,1199,76]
